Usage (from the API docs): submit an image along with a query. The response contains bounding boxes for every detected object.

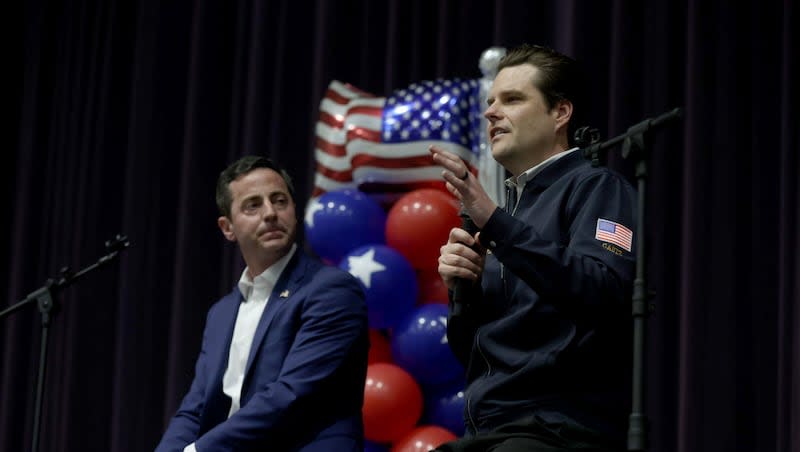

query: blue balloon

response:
[304,189,386,264]
[391,304,464,385]
[425,383,466,436]
[340,245,417,329]
[364,440,389,452]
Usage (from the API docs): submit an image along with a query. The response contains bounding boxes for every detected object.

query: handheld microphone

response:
[451,207,480,315]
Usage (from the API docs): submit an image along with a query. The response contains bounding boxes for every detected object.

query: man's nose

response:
[261,202,277,220]
[483,103,500,121]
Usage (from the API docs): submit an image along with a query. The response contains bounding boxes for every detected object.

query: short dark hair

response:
[215,156,295,217]
[497,44,585,146]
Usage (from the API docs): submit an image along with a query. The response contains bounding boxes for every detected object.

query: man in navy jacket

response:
[155,156,368,451]
[431,44,636,451]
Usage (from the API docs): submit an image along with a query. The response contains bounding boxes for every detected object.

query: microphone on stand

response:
[451,207,480,316]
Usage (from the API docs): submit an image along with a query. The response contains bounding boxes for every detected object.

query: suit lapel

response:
[243,250,310,374]
[208,288,243,391]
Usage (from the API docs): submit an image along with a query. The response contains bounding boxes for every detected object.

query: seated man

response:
[156,156,369,452]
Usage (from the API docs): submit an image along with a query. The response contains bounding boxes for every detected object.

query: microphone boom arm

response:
[0,233,130,452]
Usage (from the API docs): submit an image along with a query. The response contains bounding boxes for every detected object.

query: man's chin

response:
[259,238,292,254]
[260,235,283,245]
[491,147,512,165]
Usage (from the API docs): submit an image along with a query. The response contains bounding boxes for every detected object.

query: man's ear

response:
[218,216,236,242]
[553,99,573,133]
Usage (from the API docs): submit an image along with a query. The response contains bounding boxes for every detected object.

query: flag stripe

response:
[323,88,351,105]
[327,80,377,100]
[313,170,454,194]
[349,105,383,118]
[316,139,477,165]
[348,127,382,143]
[315,137,347,158]
[316,150,477,184]
[601,229,632,240]
[315,147,350,170]
[318,111,344,130]
[319,98,384,119]
[316,116,382,143]
[315,161,354,182]
[317,111,383,136]
[596,233,632,250]
[351,154,436,169]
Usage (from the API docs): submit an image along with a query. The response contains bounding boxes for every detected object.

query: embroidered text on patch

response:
[595,218,633,252]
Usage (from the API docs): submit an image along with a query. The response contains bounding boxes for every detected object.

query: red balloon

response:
[369,329,393,364]
[363,363,424,443]
[390,425,457,452]
[416,269,449,304]
[386,189,461,270]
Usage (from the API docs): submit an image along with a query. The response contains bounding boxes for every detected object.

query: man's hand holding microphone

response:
[429,145,497,311]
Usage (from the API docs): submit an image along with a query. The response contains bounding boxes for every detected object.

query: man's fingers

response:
[439,243,483,275]
[448,227,476,247]
[431,146,470,183]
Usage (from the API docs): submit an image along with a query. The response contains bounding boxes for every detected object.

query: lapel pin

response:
[279,290,290,298]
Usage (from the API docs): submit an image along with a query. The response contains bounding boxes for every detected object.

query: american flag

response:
[313,79,483,199]
[595,218,633,252]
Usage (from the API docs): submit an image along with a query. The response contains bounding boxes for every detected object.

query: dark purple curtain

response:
[2,0,797,451]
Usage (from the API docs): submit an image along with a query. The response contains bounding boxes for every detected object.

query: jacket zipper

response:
[501,185,521,298]
[468,185,518,435]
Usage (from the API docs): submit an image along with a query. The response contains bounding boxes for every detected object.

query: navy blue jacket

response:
[448,150,636,445]
[156,250,368,452]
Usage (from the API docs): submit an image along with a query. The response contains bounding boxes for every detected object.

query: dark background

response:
[2,1,798,451]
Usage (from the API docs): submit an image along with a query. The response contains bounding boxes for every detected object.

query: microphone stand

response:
[0,234,130,452]
[580,108,682,452]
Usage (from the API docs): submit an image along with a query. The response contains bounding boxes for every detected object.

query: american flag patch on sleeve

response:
[595,218,633,252]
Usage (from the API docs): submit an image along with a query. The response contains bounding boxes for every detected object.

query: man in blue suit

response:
[156,156,369,451]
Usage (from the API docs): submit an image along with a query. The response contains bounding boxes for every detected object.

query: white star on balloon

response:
[346,248,386,288]
[439,316,449,344]
[304,198,324,227]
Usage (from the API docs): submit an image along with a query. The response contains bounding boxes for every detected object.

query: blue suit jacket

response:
[156,250,368,451]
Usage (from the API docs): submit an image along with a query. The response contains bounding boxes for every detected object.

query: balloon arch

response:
[305,47,507,451]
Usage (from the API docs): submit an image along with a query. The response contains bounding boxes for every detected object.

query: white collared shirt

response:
[222,244,297,418]
[505,147,579,205]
